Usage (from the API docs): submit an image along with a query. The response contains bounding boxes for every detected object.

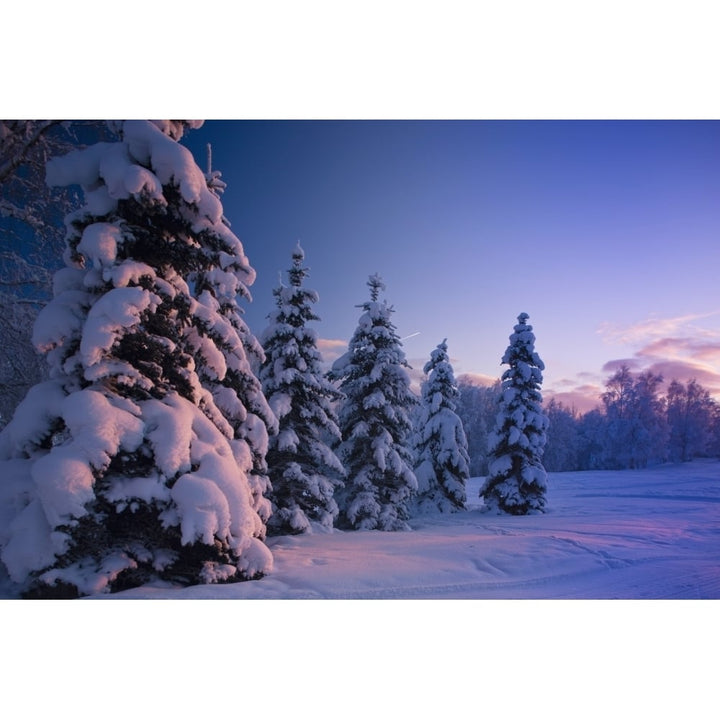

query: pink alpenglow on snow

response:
[0,120,276,598]
[48,461,719,601]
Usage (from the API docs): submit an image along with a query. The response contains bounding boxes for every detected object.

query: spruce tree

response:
[328,274,417,530]
[192,145,276,524]
[0,120,276,597]
[259,243,345,534]
[413,339,469,513]
[481,313,549,514]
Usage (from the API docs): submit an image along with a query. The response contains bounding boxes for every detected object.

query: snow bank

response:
[81,460,720,600]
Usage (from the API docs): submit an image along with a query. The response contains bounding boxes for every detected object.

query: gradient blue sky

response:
[182,121,720,411]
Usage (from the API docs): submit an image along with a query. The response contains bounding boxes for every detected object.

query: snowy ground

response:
[91,459,720,600]
[4,462,718,719]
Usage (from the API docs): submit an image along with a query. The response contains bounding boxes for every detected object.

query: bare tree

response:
[0,120,108,426]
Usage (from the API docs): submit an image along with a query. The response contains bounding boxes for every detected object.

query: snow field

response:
[3,461,717,720]
[92,460,720,600]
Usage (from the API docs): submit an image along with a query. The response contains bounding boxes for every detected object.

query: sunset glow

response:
[183,120,720,412]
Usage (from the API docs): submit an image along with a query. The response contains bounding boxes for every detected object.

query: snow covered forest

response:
[1,120,719,601]
[457,369,720,475]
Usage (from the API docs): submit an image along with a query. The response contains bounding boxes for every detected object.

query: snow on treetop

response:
[46,120,223,227]
[424,338,449,375]
[367,273,386,300]
[293,240,305,261]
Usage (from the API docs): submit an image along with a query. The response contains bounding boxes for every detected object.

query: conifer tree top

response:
[367,273,386,301]
[424,338,449,374]
[503,312,545,374]
[293,240,304,262]
[288,241,306,287]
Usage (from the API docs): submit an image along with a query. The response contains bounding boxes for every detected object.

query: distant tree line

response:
[456,369,720,474]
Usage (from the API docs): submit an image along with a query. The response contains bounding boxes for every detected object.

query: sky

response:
[182,120,720,412]
[6,5,719,414]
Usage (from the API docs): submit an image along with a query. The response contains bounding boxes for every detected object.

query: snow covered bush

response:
[0,120,276,598]
[259,243,345,534]
[413,339,469,513]
[328,274,417,530]
[481,313,549,515]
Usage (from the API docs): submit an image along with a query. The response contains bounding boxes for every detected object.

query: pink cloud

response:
[636,336,720,362]
[598,311,720,345]
[546,327,720,413]
[598,332,720,401]
[456,372,498,388]
[640,360,720,394]
[316,338,347,365]
[544,387,602,414]
[694,345,720,363]
[601,358,642,373]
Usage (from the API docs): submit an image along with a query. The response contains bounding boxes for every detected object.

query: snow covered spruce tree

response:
[191,144,276,526]
[259,242,345,534]
[0,120,277,598]
[413,339,469,513]
[0,121,109,428]
[328,274,417,531]
[480,313,549,514]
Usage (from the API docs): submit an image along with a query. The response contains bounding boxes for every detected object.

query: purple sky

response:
[183,120,720,412]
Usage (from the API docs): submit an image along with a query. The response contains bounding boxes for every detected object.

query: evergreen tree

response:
[328,274,417,530]
[259,243,345,534]
[481,313,549,514]
[413,339,469,513]
[0,120,276,597]
[192,145,276,525]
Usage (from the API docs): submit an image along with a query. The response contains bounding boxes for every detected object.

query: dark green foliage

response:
[0,121,274,597]
[481,313,549,515]
[260,244,344,534]
[328,275,418,531]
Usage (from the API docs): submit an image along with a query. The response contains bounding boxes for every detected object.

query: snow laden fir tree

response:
[328,274,417,531]
[259,243,345,534]
[481,313,549,514]
[413,339,470,513]
[0,120,277,598]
